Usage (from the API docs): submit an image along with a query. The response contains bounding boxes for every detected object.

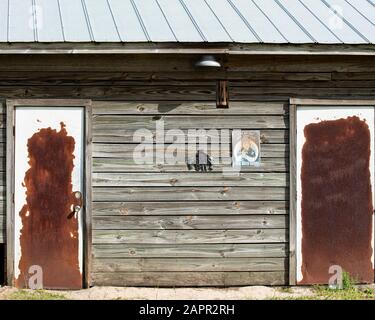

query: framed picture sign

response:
[232,130,261,167]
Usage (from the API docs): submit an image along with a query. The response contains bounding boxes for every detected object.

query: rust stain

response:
[16,122,82,289]
[300,116,373,284]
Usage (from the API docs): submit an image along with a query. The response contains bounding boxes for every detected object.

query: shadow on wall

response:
[0,244,4,285]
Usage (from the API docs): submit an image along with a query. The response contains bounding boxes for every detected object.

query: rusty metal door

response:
[296,107,375,285]
[14,107,84,289]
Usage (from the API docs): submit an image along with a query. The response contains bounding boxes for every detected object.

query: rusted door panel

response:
[14,107,84,289]
[296,107,375,285]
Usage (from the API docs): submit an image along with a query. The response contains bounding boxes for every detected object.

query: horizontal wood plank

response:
[0,85,372,100]
[92,215,287,230]
[93,187,287,201]
[92,157,288,173]
[93,172,287,187]
[231,80,375,88]
[92,201,288,216]
[93,129,288,144]
[2,54,375,73]
[93,115,288,130]
[93,229,287,244]
[332,72,375,80]
[92,101,287,115]
[0,85,216,100]
[92,257,287,272]
[93,243,288,258]
[0,71,332,82]
[0,83,372,101]
[91,271,287,286]
[92,143,288,158]
[230,86,375,99]
[227,55,375,73]
[7,79,361,88]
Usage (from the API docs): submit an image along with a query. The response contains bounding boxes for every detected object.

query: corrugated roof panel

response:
[352,0,375,24]
[156,0,203,42]
[301,0,366,43]
[58,0,91,41]
[181,0,232,42]
[8,0,35,42]
[107,0,148,42]
[253,0,313,43]
[230,0,287,43]
[83,0,120,42]
[0,1,8,42]
[279,0,341,43]
[35,0,64,42]
[1,0,374,44]
[205,0,258,42]
[324,0,374,43]
[132,0,176,42]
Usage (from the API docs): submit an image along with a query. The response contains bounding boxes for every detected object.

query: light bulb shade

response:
[195,55,221,68]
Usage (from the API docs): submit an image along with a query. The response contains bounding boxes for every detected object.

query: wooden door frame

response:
[6,99,93,288]
[289,98,375,285]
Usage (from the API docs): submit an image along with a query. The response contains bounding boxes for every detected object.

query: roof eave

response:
[0,42,374,55]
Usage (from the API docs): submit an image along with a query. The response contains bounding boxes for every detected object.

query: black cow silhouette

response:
[187,150,213,172]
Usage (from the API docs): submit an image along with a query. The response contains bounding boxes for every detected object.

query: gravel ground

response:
[0,285,316,300]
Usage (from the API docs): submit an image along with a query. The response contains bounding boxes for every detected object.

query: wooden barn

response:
[1,0,375,289]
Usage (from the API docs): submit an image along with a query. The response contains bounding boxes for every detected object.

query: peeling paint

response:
[300,116,373,284]
[16,122,82,289]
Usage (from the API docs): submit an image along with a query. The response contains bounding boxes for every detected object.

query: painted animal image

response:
[233,132,260,166]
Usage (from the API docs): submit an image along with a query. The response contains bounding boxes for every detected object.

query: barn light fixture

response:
[195,55,221,68]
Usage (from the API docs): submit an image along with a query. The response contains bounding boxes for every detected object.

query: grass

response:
[271,296,316,300]
[6,289,67,300]
[278,286,293,293]
[272,287,375,300]
[312,271,375,300]
[312,286,375,300]
[274,272,375,300]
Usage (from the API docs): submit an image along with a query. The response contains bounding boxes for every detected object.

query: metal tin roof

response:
[0,0,374,44]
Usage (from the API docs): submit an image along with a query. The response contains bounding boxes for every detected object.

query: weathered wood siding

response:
[0,54,375,285]
[92,101,288,286]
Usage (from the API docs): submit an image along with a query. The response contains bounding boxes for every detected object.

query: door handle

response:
[74,191,83,214]
[67,205,82,219]
[74,205,81,214]
[74,191,82,201]
[67,192,83,219]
